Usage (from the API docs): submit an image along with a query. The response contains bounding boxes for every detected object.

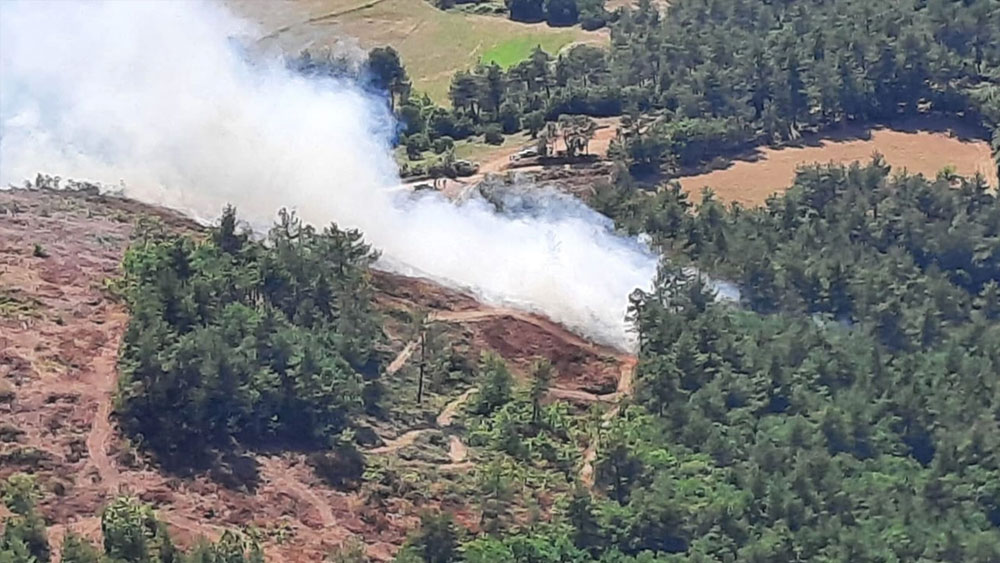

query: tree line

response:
[449,160,999,562]
[312,0,999,180]
[426,0,610,30]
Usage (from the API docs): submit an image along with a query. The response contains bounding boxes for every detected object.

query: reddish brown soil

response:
[438,310,622,394]
[374,273,625,394]
[0,189,411,561]
[372,270,481,312]
[1,187,635,560]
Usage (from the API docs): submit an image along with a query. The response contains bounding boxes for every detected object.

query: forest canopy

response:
[23,1,999,560]
[114,207,382,469]
[337,0,1000,178]
[486,160,1000,562]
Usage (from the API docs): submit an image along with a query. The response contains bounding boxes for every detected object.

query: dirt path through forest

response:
[368,429,430,454]
[387,301,637,488]
[447,436,468,463]
[367,383,478,456]
[386,340,418,375]
[437,387,477,427]
[579,355,638,489]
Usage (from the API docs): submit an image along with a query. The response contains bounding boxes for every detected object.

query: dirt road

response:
[437,387,478,427]
[84,310,128,492]
[386,340,418,375]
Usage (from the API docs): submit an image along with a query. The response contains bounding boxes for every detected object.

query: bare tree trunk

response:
[417,327,426,404]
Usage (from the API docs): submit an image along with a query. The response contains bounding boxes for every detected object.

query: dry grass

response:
[676,117,999,207]
[230,0,605,103]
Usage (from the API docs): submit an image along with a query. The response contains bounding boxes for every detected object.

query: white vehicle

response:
[510,147,539,162]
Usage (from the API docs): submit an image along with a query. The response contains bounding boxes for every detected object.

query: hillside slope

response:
[0,186,634,560]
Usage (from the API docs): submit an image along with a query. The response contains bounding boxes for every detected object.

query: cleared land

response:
[676,117,999,206]
[1,188,633,561]
[229,0,604,103]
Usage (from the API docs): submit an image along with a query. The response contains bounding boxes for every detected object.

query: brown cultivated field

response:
[677,117,999,207]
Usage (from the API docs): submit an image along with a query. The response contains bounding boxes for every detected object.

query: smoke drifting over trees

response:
[0,0,656,350]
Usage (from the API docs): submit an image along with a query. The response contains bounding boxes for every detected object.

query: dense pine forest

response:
[383,163,1000,562]
[362,0,999,177]
[5,164,999,561]
[4,0,1000,561]
[114,208,381,470]
[577,161,1000,561]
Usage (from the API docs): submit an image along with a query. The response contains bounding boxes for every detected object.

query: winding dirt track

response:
[5,186,636,559]
[364,386,478,458]
[579,446,598,489]
[447,436,468,463]
[8,189,649,560]
[437,387,478,427]
[389,303,637,486]
[578,358,636,489]
[368,429,431,455]
[84,311,128,492]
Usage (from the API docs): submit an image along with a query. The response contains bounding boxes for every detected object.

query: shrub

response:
[0,424,24,443]
[406,143,424,160]
[428,110,457,138]
[498,101,521,133]
[523,110,546,138]
[483,124,504,145]
[452,116,477,140]
[472,352,513,414]
[432,136,455,154]
[408,132,431,152]
[309,444,365,491]
[0,381,15,406]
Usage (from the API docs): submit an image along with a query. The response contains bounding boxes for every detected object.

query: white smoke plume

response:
[0,0,657,350]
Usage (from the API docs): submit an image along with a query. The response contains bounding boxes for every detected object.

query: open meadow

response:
[230,0,605,102]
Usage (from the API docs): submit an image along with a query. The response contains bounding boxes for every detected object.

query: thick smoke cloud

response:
[0,0,657,350]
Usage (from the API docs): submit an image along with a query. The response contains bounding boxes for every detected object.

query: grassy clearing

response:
[234,0,604,103]
[676,117,999,207]
[454,132,532,161]
[480,36,574,68]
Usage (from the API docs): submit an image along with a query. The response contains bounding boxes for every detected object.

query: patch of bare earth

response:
[374,270,629,395]
[0,190,417,561]
[677,116,999,206]
[2,188,637,561]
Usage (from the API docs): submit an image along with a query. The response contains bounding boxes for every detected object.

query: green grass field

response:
[480,36,574,68]
[233,0,605,103]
